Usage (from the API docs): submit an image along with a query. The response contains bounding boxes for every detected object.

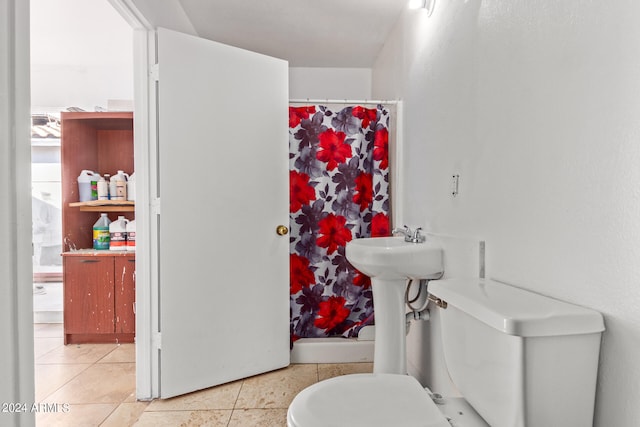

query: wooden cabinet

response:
[62,251,135,344]
[61,112,136,344]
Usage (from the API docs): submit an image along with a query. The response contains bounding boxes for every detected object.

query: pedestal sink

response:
[346,236,443,375]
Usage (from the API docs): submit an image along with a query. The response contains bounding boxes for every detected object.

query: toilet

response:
[287,278,605,427]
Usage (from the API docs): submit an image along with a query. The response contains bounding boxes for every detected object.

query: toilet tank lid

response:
[429,278,605,337]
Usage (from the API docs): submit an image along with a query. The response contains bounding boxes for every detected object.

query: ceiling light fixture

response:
[409,0,436,16]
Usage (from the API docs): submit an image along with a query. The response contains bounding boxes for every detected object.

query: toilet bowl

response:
[287,373,487,427]
[288,278,605,427]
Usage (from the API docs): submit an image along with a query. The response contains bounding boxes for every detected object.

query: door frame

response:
[1,0,36,424]
[107,0,157,399]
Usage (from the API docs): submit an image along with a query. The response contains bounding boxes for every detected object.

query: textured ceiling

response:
[178,0,407,67]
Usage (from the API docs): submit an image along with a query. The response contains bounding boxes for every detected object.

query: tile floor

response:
[34,323,373,426]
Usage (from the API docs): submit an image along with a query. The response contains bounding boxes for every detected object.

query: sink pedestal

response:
[345,236,443,376]
[371,278,408,375]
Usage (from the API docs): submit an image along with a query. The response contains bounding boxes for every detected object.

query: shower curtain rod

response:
[289,98,398,105]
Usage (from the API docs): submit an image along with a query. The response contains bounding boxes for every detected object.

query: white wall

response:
[31,0,133,112]
[289,67,371,100]
[373,1,640,425]
[32,2,369,111]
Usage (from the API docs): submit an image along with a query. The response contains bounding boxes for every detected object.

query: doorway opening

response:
[30,1,136,422]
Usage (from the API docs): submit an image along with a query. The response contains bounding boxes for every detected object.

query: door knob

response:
[276,225,289,236]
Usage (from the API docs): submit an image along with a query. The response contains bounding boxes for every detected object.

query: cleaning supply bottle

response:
[111,170,129,201]
[77,170,99,202]
[93,213,111,250]
[109,216,129,251]
[126,219,136,251]
[97,175,109,200]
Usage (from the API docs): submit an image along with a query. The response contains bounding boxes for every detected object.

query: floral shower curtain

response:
[289,104,391,341]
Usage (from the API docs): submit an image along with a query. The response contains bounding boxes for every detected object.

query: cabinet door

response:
[114,256,136,334]
[64,256,114,334]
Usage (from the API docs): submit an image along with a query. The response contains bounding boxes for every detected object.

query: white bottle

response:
[110,170,129,201]
[97,176,109,200]
[109,179,117,201]
[77,170,98,202]
[126,219,136,251]
[127,172,136,201]
[109,216,129,251]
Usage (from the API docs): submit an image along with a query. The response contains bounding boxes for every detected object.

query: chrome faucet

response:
[392,225,426,243]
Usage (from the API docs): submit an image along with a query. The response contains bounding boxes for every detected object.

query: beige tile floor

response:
[34,323,373,426]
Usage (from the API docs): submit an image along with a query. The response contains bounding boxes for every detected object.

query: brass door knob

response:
[276,225,289,236]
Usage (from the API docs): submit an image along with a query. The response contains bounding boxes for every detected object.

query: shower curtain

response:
[289,104,391,340]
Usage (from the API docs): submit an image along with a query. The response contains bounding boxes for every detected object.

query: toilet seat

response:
[287,373,451,427]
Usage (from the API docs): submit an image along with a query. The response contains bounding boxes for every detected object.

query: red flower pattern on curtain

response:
[353,172,373,211]
[289,170,316,213]
[289,105,317,128]
[314,296,351,333]
[316,213,353,255]
[290,253,316,294]
[289,105,391,339]
[317,129,352,171]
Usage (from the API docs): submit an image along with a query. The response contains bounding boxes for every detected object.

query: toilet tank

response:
[428,278,604,427]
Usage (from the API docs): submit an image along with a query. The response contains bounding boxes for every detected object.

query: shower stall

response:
[288,100,401,363]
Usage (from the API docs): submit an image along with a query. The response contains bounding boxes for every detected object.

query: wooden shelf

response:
[69,200,134,212]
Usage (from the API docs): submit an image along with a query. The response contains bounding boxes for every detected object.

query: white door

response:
[156,27,290,398]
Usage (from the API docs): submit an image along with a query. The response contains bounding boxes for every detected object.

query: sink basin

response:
[346,236,443,280]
